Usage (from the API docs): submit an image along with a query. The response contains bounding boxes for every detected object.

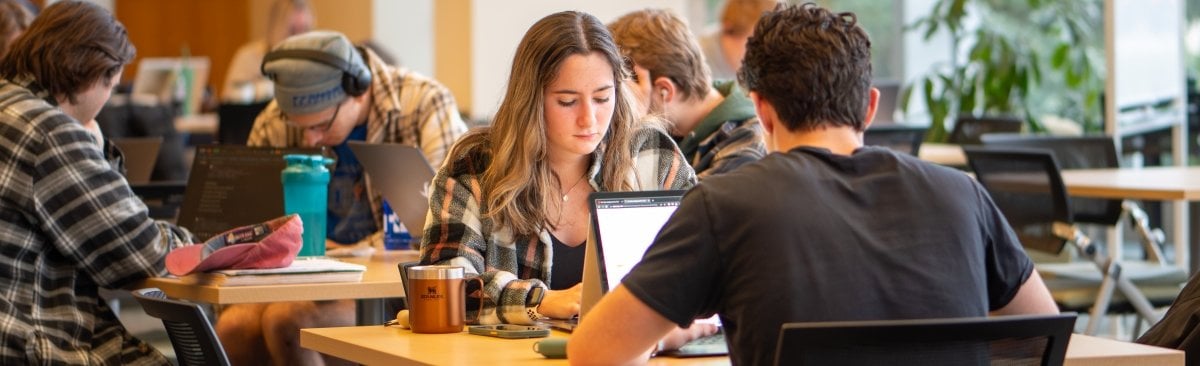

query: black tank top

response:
[549,234,586,290]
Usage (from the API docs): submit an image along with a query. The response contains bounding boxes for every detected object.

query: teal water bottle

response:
[282,154,334,257]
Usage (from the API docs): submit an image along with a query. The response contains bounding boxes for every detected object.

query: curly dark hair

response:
[0,0,135,104]
[738,2,872,132]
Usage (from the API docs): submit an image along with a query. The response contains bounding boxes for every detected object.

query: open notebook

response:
[178,258,366,286]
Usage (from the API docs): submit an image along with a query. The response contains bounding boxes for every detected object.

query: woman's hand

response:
[659,323,720,351]
[537,283,582,319]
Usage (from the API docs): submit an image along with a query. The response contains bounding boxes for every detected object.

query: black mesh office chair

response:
[948,115,1023,145]
[774,314,1077,366]
[216,101,269,145]
[863,124,927,155]
[979,134,1165,263]
[964,147,1176,336]
[132,288,230,366]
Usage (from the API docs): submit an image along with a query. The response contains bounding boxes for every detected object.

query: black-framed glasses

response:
[282,100,343,133]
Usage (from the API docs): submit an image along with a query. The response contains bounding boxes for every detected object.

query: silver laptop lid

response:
[347,142,436,239]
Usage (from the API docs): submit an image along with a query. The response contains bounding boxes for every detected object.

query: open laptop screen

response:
[589,191,685,293]
[177,145,322,240]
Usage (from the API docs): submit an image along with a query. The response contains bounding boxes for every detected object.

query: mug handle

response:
[462,277,485,324]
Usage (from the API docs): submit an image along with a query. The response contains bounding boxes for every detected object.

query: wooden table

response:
[300,327,727,365]
[299,326,1182,366]
[1060,166,1200,270]
[141,250,419,324]
[1060,166,1200,201]
[918,142,967,167]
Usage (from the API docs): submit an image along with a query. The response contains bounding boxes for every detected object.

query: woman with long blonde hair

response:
[420,10,695,325]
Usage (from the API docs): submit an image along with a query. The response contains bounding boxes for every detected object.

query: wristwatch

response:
[525,286,546,322]
[527,286,545,309]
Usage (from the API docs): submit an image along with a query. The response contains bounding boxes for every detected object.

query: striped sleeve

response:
[33,117,192,289]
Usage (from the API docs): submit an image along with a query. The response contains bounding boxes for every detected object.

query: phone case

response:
[467,325,551,339]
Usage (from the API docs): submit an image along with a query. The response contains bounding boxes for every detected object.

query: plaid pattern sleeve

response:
[628,126,698,190]
[418,148,548,325]
[0,79,192,364]
[693,117,768,179]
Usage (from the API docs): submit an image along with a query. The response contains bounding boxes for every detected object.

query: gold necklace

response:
[561,173,588,202]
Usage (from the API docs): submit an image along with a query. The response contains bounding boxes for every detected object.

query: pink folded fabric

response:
[166,214,304,276]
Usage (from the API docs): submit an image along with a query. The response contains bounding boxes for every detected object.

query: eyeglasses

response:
[282,100,343,134]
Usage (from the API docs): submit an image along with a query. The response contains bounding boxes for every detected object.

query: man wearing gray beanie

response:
[225,30,467,365]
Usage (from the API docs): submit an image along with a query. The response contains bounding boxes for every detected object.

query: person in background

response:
[418,10,698,326]
[609,9,766,178]
[569,4,1058,365]
[221,30,468,365]
[0,0,31,60]
[698,0,777,80]
[221,0,313,103]
[0,1,196,363]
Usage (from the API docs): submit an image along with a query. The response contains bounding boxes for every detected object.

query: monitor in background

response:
[347,142,436,240]
[177,145,322,241]
[131,57,210,115]
[111,136,162,184]
[872,80,901,123]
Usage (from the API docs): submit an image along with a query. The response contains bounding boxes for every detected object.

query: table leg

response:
[356,299,386,325]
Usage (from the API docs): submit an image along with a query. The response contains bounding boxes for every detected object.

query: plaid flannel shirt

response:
[420,126,697,325]
[0,77,195,364]
[691,117,767,179]
[248,48,468,245]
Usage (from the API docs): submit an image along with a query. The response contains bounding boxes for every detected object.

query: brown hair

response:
[721,0,777,36]
[609,9,710,102]
[448,11,639,236]
[739,3,872,132]
[0,0,135,104]
[0,0,32,60]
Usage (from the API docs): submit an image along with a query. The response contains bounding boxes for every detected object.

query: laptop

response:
[346,142,436,240]
[111,137,162,184]
[575,190,728,357]
[873,80,901,123]
[176,145,323,240]
[131,57,210,114]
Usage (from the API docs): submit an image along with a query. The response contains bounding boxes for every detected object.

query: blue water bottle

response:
[282,154,334,257]
[381,199,412,250]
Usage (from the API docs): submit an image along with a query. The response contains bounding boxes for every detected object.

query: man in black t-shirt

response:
[568,4,1059,365]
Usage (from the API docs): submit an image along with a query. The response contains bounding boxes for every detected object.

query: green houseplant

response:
[904,0,1105,142]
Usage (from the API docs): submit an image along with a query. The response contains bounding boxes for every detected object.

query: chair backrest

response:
[949,116,1023,145]
[132,288,230,366]
[774,314,1077,366]
[980,135,1123,225]
[217,101,270,145]
[863,124,927,155]
[964,147,1072,255]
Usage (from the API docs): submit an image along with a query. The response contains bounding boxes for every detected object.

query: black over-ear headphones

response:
[260,46,372,97]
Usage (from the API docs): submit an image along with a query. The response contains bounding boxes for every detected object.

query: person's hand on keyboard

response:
[537,283,582,319]
[659,323,720,351]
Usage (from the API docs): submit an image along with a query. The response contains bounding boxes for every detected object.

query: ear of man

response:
[652,77,676,104]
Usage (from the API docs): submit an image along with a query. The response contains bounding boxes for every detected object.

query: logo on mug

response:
[421,286,444,300]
